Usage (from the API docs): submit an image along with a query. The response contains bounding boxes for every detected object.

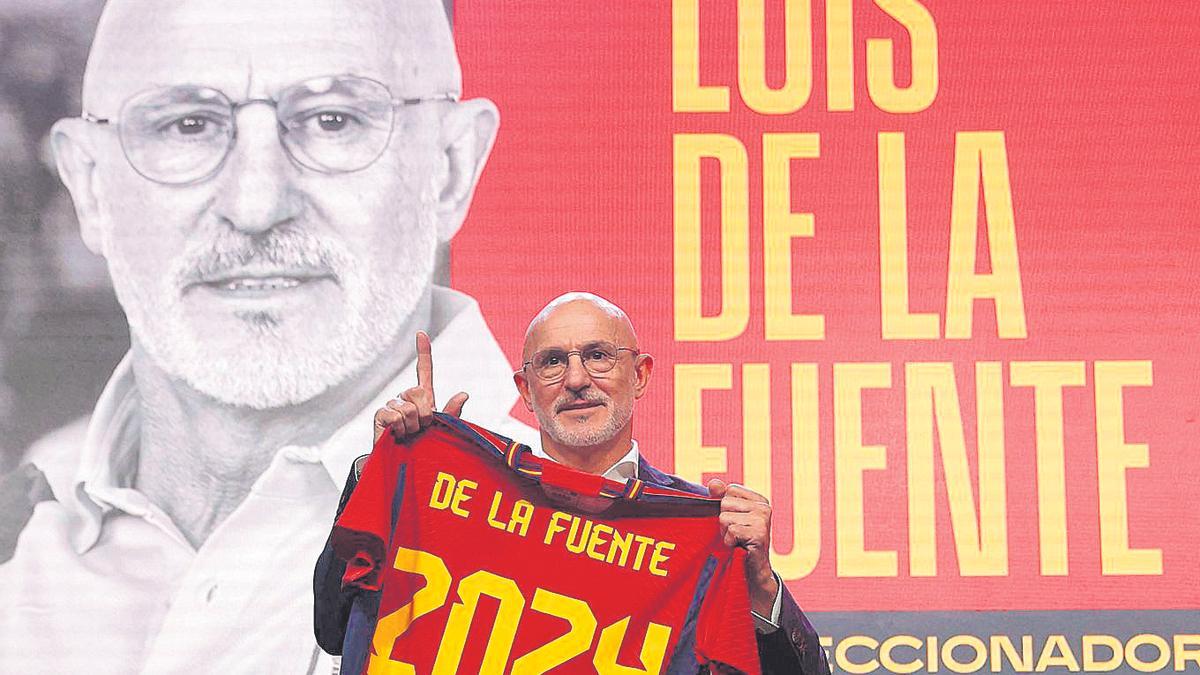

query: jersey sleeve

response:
[694,547,762,675]
[330,433,406,592]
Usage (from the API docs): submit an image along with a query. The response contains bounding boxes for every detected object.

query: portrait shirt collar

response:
[61,286,524,553]
[315,286,524,486]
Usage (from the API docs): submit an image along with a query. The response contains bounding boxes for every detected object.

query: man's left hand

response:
[707,478,779,618]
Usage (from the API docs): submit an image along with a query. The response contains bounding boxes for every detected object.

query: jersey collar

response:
[529,440,640,482]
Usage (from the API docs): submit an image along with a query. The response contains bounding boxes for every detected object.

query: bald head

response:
[82,0,461,115]
[523,292,638,359]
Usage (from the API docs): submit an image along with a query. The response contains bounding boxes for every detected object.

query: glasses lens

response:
[579,344,619,374]
[532,349,568,381]
[276,76,396,173]
[119,86,233,184]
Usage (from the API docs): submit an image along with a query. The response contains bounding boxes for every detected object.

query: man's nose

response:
[210,104,302,234]
[562,354,593,392]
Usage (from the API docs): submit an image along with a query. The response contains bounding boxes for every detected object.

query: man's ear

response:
[434,97,499,243]
[632,353,654,399]
[513,370,535,412]
[50,117,107,255]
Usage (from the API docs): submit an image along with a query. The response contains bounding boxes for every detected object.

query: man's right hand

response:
[372,331,469,443]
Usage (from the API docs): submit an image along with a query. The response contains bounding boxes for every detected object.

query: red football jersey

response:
[331,414,761,675]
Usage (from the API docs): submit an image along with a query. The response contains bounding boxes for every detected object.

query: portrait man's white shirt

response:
[1,287,535,673]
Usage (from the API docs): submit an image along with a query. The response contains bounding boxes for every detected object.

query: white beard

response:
[106,210,437,410]
[535,390,634,449]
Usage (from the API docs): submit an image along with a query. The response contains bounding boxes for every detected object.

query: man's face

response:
[517,301,650,448]
[72,0,460,408]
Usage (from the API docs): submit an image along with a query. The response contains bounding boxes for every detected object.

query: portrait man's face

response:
[52,0,496,409]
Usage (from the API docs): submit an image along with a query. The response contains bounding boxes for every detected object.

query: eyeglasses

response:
[521,342,640,383]
[81,74,458,185]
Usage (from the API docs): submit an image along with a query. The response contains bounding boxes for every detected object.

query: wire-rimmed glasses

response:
[521,342,640,383]
[81,74,458,185]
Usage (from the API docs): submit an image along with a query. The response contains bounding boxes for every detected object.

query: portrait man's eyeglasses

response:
[521,342,640,383]
[81,74,458,185]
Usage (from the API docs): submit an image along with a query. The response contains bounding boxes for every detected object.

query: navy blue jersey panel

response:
[665,553,719,674]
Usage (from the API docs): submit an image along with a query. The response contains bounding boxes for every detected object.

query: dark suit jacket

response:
[314,453,830,675]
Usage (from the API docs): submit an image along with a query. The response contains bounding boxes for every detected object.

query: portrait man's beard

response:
[104,196,438,410]
[535,390,634,448]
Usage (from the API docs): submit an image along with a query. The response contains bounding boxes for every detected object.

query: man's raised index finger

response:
[415,331,435,402]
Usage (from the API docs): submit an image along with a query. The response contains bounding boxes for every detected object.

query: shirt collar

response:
[62,351,142,551]
[315,287,523,486]
[529,440,640,482]
[63,286,524,552]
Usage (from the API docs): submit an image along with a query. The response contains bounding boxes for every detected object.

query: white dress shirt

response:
[0,287,536,674]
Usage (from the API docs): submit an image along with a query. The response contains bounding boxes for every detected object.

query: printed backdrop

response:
[453,1,1200,672]
[0,1,1197,673]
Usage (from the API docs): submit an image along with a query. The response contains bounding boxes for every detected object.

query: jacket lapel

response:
[636,455,706,496]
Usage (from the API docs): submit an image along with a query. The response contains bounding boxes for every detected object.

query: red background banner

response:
[452,1,1200,613]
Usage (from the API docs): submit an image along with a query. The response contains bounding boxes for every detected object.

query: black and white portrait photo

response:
[0,0,535,671]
